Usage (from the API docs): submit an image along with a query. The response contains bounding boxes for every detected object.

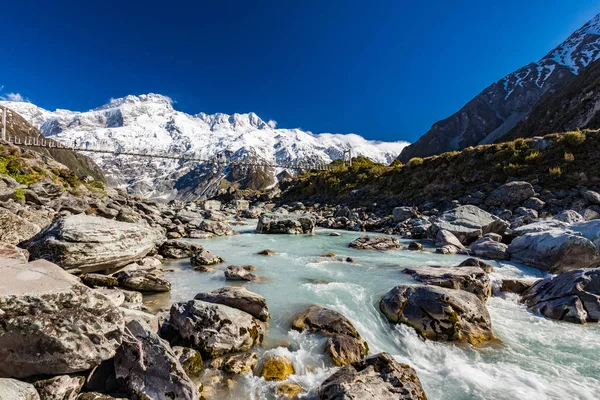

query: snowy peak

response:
[96,93,174,111]
[195,111,270,131]
[542,13,600,74]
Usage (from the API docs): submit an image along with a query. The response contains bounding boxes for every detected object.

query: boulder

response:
[554,210,585,224]
[257,249,276,256]
[198,220,236,236]
[0,378,40,400]
[292,305,368,366]
[114,320,200,400]
[485,181,535,206]
[231,199,250,211]
[0,242,29,263]
[221,352,258,374]
[260,355,295,381]
[202,200,222,211]
[521,268,600,324]
[169,300,266,358]
[348,235,402,251]
[0,208,41,245]
[190,248,224,267]
[119,308,160,332]
[224,264,257,281]
[468,236,509,260]
[34,375,85,400]
[80,273,119,288]
[512,219,569,236]
[0,257,124,378]
[500,279,535,295]
[20,215,163,274]
[403,265,492,299]
[0,176,22,201]
[435,229,464,250]
[116,271,171,292]
[158,239,203,259]
[318,352,427,400]
[582,190,600,205]
[458,258,494,273]
[256,212,316,234]
[393,207,417,223]
[276,382,303,399]
[429,205,508,244]
[407,242,424,251]
[194,286,270,321]
[172,346,204,377]
[77,393,126,400]
[508,230,600,273]
[380,284,494,344]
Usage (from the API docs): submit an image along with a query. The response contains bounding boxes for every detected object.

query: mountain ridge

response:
[398,12,600,162]
[1,94,407,200]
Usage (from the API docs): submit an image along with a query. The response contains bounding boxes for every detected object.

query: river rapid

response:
[147,222,600,400]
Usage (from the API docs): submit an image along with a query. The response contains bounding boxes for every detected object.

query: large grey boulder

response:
[392,206,417,223]
[512,219,569,236]
[224,264,257,281]
[508,230,600,273]
[348,235,402,251]
[571,220,600,249]
[0,208,41,245]
[582,190,600,205]
[318,352,427,400]
[380,284,494,344]
[34,375,85,400]
[468,236,509,260]
[0,257,124,378]
[554,210,585,224]
[292,305,368,366]
[435,229,464,250]
[20,215,163,274]
[0,378,40,400]
[484,181,535,207]
[115,320,200,400]
[403,265,492,300]
[194,286,270,322]
[429,205,508,244]
[169,300,266,358]
[116,271,171,292]
[256,212,316,234]
[522,268,600,324]
[198,220,236,236]
[190,248,224,267]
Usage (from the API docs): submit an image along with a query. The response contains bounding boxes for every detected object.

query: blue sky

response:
[1,1,598,142]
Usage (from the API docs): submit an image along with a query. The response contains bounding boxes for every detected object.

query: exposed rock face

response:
[0,257,124,378]
[224,264,257,281]
[0,378,40,400]
[403,265,492,300]
[508,229,600,273]
[20,215,163,274]
[468,236,509,260]
[0,208,41,245]
[169,300,266,358]
[114,320,200,400]
[522,268,600,324]
[319,352,427,400]
[194,286,270,322]
[484,181,535,206]
[260,355,295,381]
[380,284,494,344]
[256,212,316,234]
[292,305,368,366]
[34,375,85,400]
[190,248,224,267]
[348,235,402,251]
[158,239,202,259]
[429,205,508,244]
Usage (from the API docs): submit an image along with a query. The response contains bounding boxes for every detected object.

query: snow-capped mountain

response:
[1,94,408,200]
[398,12,600,162]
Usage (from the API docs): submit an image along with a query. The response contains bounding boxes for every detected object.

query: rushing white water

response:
[149,223,600,400]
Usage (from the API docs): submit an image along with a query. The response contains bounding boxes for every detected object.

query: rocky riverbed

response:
[1,143,600,399]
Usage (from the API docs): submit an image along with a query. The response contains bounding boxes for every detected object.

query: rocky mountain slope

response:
[502,58,600,140]
[1,108,105,181]
[398,13,600,163]
[1,94,407,200]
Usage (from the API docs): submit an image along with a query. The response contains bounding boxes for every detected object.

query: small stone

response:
[258,249,276,256]
[260,355,295,381]
[408,242,424,251]
[224,265,257,281]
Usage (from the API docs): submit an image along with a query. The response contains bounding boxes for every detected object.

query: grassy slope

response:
[280,130,599,207]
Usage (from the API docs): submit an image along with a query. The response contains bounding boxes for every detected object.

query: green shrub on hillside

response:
[407,157,424,167]
[14,188,25,201]
[563,130,586,146]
